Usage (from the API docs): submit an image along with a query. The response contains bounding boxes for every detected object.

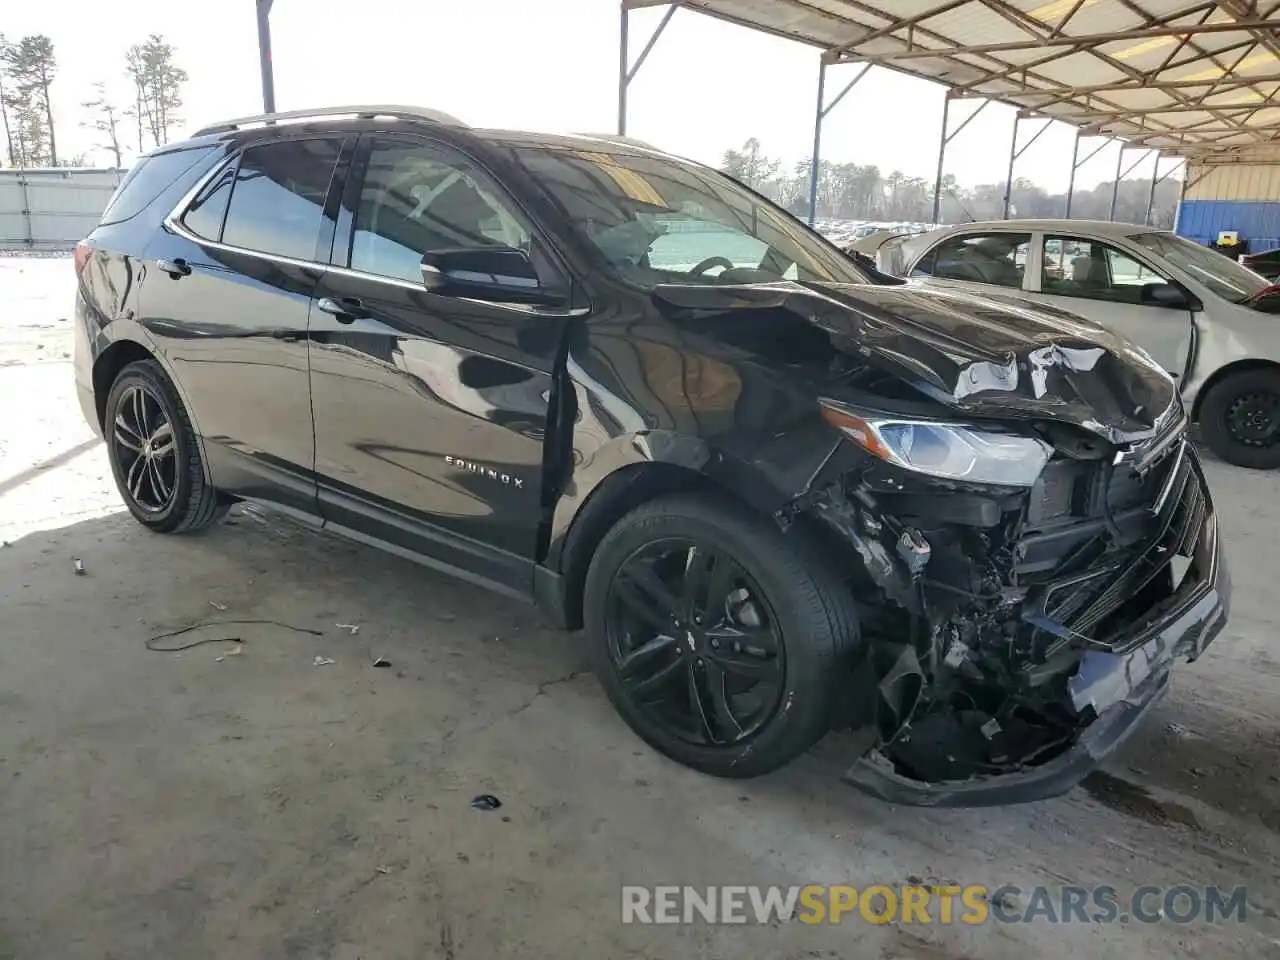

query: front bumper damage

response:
[792,432,1229,807]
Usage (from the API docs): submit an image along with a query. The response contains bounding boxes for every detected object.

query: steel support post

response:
[618,5,629,135]
[1003,115,1052,219]
[1145,153,1161,225]
[1110,147,1151,221]
[257,0,276,114]
[1109,144,1125,220]
[808,60,826,225]
[807,59,871,225]
[618,2,680,136]
[931,94,952,224]
[1066,134,1110,218]
[1145,156,1185,226]
[932,94,990,224]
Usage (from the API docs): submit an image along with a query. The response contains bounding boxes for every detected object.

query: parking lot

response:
[2,253,1280,959]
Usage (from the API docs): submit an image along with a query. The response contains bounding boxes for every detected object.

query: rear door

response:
[307,134,572,596]
[145,136,350,513]
[908,230,1033,297]
[1028,233,1194,379]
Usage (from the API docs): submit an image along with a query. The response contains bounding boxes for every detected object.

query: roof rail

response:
[572,133,664,152]
[194,104,466,137]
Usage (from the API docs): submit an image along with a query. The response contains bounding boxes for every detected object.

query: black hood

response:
[652,279,1177,445]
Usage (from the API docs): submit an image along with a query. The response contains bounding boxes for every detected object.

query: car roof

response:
[158,110,682,164]
[929,219,1168,239]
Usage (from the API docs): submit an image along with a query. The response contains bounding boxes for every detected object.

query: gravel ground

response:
[2,255,1279,959]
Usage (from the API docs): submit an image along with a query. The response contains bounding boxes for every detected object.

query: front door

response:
[308,135,571,596]
[143,136,348,513]
[1029,234,1194,380]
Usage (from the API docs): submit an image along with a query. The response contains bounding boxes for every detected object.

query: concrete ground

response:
[2,254,1279,959]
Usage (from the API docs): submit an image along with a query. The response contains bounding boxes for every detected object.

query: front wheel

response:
[583,493,859,778]
[105,359,227,532]
[1199,368,1280,469]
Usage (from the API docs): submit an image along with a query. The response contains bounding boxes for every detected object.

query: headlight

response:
[819,401,1050,487]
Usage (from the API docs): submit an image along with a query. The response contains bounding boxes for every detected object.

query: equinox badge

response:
[445,455,525,489]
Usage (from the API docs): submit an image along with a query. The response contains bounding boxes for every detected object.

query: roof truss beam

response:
[835,16,1279,62]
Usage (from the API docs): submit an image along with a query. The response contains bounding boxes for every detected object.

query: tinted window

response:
[1041,236,1169,305]
[348,139,531,284]
[511,145,869,289]
[99,147,214,225]
[222,139,342,261]
[180,164,235,240]
[917,232,1029,288]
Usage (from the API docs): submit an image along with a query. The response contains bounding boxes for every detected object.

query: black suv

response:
[75,106,1229,805]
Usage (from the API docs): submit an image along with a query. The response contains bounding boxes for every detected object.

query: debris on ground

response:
[372,656,392,668]
[145,619,323,652]
[336,623,360,634]
[72,558,85,575]
[214,644,243,663]
[208,599,228,612]
[313,656,336,667]
[470,794,503,811]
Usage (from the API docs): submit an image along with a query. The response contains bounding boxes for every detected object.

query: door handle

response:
[316,296,369,323]
[156,257,191,279]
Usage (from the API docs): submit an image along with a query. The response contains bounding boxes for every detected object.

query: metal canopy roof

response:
[662,0,1280,156]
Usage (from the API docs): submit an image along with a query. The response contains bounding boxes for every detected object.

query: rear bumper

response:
[844,456,1230,808]
[73,287,101,438]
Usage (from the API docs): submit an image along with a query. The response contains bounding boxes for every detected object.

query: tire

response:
[104,359,228,533]
[1198,368,1280,470]
[583,493,859,778]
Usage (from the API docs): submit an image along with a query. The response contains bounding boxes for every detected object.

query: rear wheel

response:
[1199,368,1280,469]
[105,359,227,532]
[584,493,859,778]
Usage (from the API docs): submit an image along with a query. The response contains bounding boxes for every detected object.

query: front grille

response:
[1021,441,1207,653]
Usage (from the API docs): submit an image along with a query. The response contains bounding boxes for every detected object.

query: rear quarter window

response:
[99,147,216,226]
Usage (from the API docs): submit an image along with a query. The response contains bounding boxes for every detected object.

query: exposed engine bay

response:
[782,396,1204,790]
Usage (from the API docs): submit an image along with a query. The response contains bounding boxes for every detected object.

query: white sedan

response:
[890,219,1280,468]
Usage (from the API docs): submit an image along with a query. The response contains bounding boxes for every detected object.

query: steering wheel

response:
[688,256,735,276]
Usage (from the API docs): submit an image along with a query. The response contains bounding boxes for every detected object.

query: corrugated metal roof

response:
[660,0,1280,158]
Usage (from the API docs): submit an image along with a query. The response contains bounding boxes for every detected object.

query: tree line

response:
[721,137,1180,228]
[0,32,187,168]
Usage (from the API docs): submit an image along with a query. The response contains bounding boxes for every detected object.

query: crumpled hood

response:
[652,279,1176,445]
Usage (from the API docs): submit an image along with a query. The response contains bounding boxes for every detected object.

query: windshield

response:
[1130,231,1270,304]
[511,145,869,288]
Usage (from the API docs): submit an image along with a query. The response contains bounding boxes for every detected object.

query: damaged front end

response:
[785,399,1229,807]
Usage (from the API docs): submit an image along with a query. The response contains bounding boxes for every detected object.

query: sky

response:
[2,0,1146,191]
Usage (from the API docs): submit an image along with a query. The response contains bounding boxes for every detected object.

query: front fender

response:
[544,422,844,572]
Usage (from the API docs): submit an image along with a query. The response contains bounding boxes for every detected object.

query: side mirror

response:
[421,247,557,305]
[1142,281,1190,309]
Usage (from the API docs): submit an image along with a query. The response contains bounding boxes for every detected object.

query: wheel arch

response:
[92,339,156,432]
[1190,358,1280,421]
[93,337,215,488]
[540,432,828,631]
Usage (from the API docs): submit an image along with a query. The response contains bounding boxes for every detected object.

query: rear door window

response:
[100,147,215,225]
[220,139,343,261]
[180,163,236,241]
[915,232,1030,289]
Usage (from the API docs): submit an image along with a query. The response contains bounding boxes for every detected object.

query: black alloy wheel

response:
[104,359,228,532]
[112,384,178,513]
[604,539,785,747]
[1199,368,1280,470]
[584,494,860,778]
